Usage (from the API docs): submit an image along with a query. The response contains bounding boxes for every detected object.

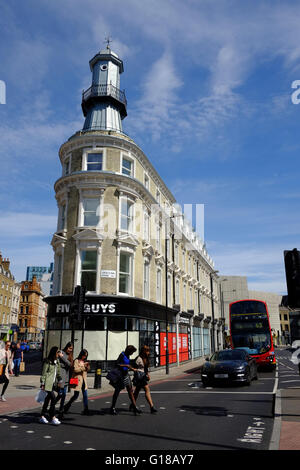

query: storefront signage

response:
[56,303,116,314]
[101,270,116,278]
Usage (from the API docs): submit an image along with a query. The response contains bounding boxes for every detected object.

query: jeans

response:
[55,385,68,412]
[41,391,56,420]
[13,358,21,376]
[65,383,88,410]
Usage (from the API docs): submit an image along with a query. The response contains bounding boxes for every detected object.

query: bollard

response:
[94,362,102,389]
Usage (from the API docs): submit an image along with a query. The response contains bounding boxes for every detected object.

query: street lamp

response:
[210,269,219,353]
[164,212,183,375]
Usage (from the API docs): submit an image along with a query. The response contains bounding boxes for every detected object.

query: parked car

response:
[201,349,258,387]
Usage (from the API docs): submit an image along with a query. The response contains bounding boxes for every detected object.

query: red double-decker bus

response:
[229,299,276,369]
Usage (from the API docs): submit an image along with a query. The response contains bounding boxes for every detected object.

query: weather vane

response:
[104,36,112,50]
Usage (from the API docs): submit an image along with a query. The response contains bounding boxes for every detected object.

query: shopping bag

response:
[35,389,47,404]
[20,361,25,373]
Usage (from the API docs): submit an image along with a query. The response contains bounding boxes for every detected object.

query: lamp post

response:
[165,212,183,375]
[210,270,219,353]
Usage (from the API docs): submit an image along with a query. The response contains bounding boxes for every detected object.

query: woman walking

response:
[54,342,74,419]
[64,349,90,415]
[110,345,141,416]
[39,346,63,425]
[0,341,13,402]
[132,345,157,413]
[12,342,23,377]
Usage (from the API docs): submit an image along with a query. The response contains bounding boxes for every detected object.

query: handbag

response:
[0,364,6,384]
[69,377,79,386]
[106,368,123,387]
[20,361,25,373]
[133,370,148,387]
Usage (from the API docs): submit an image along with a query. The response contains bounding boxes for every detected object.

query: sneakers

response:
[39,416,61,425]
[0,396,6,402]
[50,417,61,426]
[39,416,49,424]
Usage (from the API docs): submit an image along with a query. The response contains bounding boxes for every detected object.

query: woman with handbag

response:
[0,341,13,402]
[39,346,63,425]
[110,345,141,416]
[64,349,90,416]
[54,342,74,420]
[132,345,157,414]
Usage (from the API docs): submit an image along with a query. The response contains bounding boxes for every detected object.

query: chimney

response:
[2,258,10,271]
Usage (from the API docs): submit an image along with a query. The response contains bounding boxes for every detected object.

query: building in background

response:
[19,276,46,342]
[45,44,222,369]
[0,253,17,340]
[26,263,54,297]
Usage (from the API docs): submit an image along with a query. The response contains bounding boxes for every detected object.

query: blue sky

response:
[1,0,300,294]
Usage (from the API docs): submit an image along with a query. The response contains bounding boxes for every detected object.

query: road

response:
[0,347,299,453]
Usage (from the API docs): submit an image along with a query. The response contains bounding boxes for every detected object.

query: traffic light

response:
[284,249,300,308]
[72,285,86,321]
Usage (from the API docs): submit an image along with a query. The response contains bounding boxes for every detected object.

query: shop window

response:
[107,316,126,331]
[127,318,139,331]
[84,315,106,330]
[48,316,62,330]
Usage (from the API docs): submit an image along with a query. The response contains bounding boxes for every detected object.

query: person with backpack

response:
[132,345,157,414]
[39,346,63,425]
[109,345,142,416]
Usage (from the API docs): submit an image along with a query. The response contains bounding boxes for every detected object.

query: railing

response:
[82,83,127,107]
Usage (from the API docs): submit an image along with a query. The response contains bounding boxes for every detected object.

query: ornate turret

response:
[81,42,127,133]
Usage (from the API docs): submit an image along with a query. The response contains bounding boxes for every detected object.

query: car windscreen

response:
[212,350,246,361]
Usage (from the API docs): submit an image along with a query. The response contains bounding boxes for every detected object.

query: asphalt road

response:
[0,355,281,453]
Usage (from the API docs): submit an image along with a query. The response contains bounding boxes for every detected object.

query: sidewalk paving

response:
[1,356,300,450]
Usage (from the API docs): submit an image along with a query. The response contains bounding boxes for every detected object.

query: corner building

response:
[46,46,222,369]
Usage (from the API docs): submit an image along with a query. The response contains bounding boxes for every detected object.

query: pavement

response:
[1,354,300,450]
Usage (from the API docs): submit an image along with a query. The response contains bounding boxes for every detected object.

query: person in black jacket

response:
[110,345,141,416]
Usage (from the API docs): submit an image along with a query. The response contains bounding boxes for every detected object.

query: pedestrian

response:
[64,349,90,416]
[39,346,63,425]
[110,345,141,416]
[132,345,157,414]
[54,342,74,420]
[12,342,24,377]
[0,341,13,402]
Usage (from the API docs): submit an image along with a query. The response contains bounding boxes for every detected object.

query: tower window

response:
[86,152,103,171]
[122,157,133,177]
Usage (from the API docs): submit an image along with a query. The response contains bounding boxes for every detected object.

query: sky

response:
[1,0,300,294]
